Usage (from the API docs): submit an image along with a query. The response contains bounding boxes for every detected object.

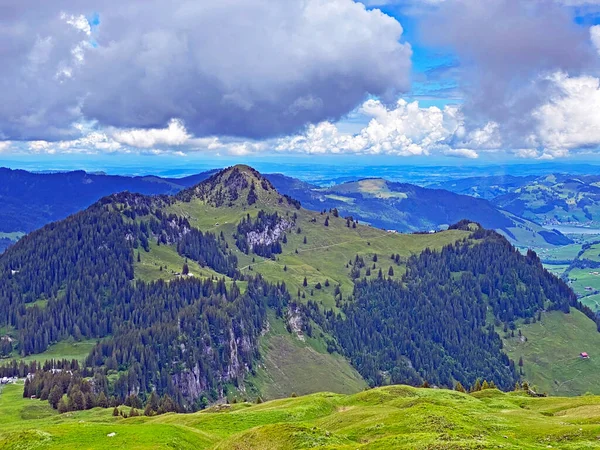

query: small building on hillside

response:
[581,352,590,359]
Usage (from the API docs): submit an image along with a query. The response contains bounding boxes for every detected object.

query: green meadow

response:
[503,309,600,397]
[6,381,600,449]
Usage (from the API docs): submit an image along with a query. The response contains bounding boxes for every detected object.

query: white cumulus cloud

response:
[277,99,461,156]
[111,119,190,148]
[443,148,479,159]
[533,72,600,152]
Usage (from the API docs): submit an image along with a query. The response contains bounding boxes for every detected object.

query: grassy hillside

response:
[267,174,569,247]
[152,166,473,398]
[503,309,600,396]
[134,241,229,283]
[247,316,366,400]
[8,381,600,449]
[8,339,97,364]
[492,174,600,227]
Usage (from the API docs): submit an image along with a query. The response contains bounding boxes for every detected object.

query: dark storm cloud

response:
[421,0,596,142]
[0,0,412,141]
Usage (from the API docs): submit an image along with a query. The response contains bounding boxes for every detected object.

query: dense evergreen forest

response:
[306,225,588,391]
[0,191,289,410]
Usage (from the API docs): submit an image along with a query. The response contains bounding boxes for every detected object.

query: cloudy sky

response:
[2,0,600,167]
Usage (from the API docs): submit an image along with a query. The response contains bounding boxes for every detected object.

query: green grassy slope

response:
[8,382,600,449]
[492,174,600,227]
[7,339,97,364]
[134,241,229,283]
[503,309,600,396]
[247,316,366,400]
[567,268,600,297]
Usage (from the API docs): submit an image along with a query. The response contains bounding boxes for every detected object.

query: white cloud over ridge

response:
[112,119,190,148]
[276,99,461,156]
[10,71,600,160]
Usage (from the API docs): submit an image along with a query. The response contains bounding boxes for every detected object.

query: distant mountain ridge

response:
[267,174,571,247]
[429,175,538,200]
[0,167,573,253]
[430,173,600,228]
[0,168,218,251]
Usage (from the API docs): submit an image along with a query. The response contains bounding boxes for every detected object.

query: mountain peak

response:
[177,165,299,209]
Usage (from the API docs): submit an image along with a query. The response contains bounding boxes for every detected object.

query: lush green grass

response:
[566,268,600,297]
[581,242,600,262]
[134,241,230,283]
[543,263,570,277]
[581,293,600,311]
[503,309,600,396]
[6,339,97,364]
[9,381,600,448]
[247,316,366,400]
[536,243,585,262]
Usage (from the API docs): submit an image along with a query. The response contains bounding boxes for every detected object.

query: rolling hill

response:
[492,174,600,228]
[429,172,600,229]
[428,174,537,200]
[267,174,571,247]
[5,381,600,449]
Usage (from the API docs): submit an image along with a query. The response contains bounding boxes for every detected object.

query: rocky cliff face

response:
[172,327,255,402]
[246,218,293,251]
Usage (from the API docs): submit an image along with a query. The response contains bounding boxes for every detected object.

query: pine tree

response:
[113,406,120,417]
[303,277,308,287]
[182,263,189,275]
[454,382,466,393]
[58,398,69,414]
[48,385,63,409]
[97,392,109,408]
[388,266,394,276]
[144,402,155,417]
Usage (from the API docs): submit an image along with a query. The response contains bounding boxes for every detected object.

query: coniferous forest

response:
[331,230,579,391]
